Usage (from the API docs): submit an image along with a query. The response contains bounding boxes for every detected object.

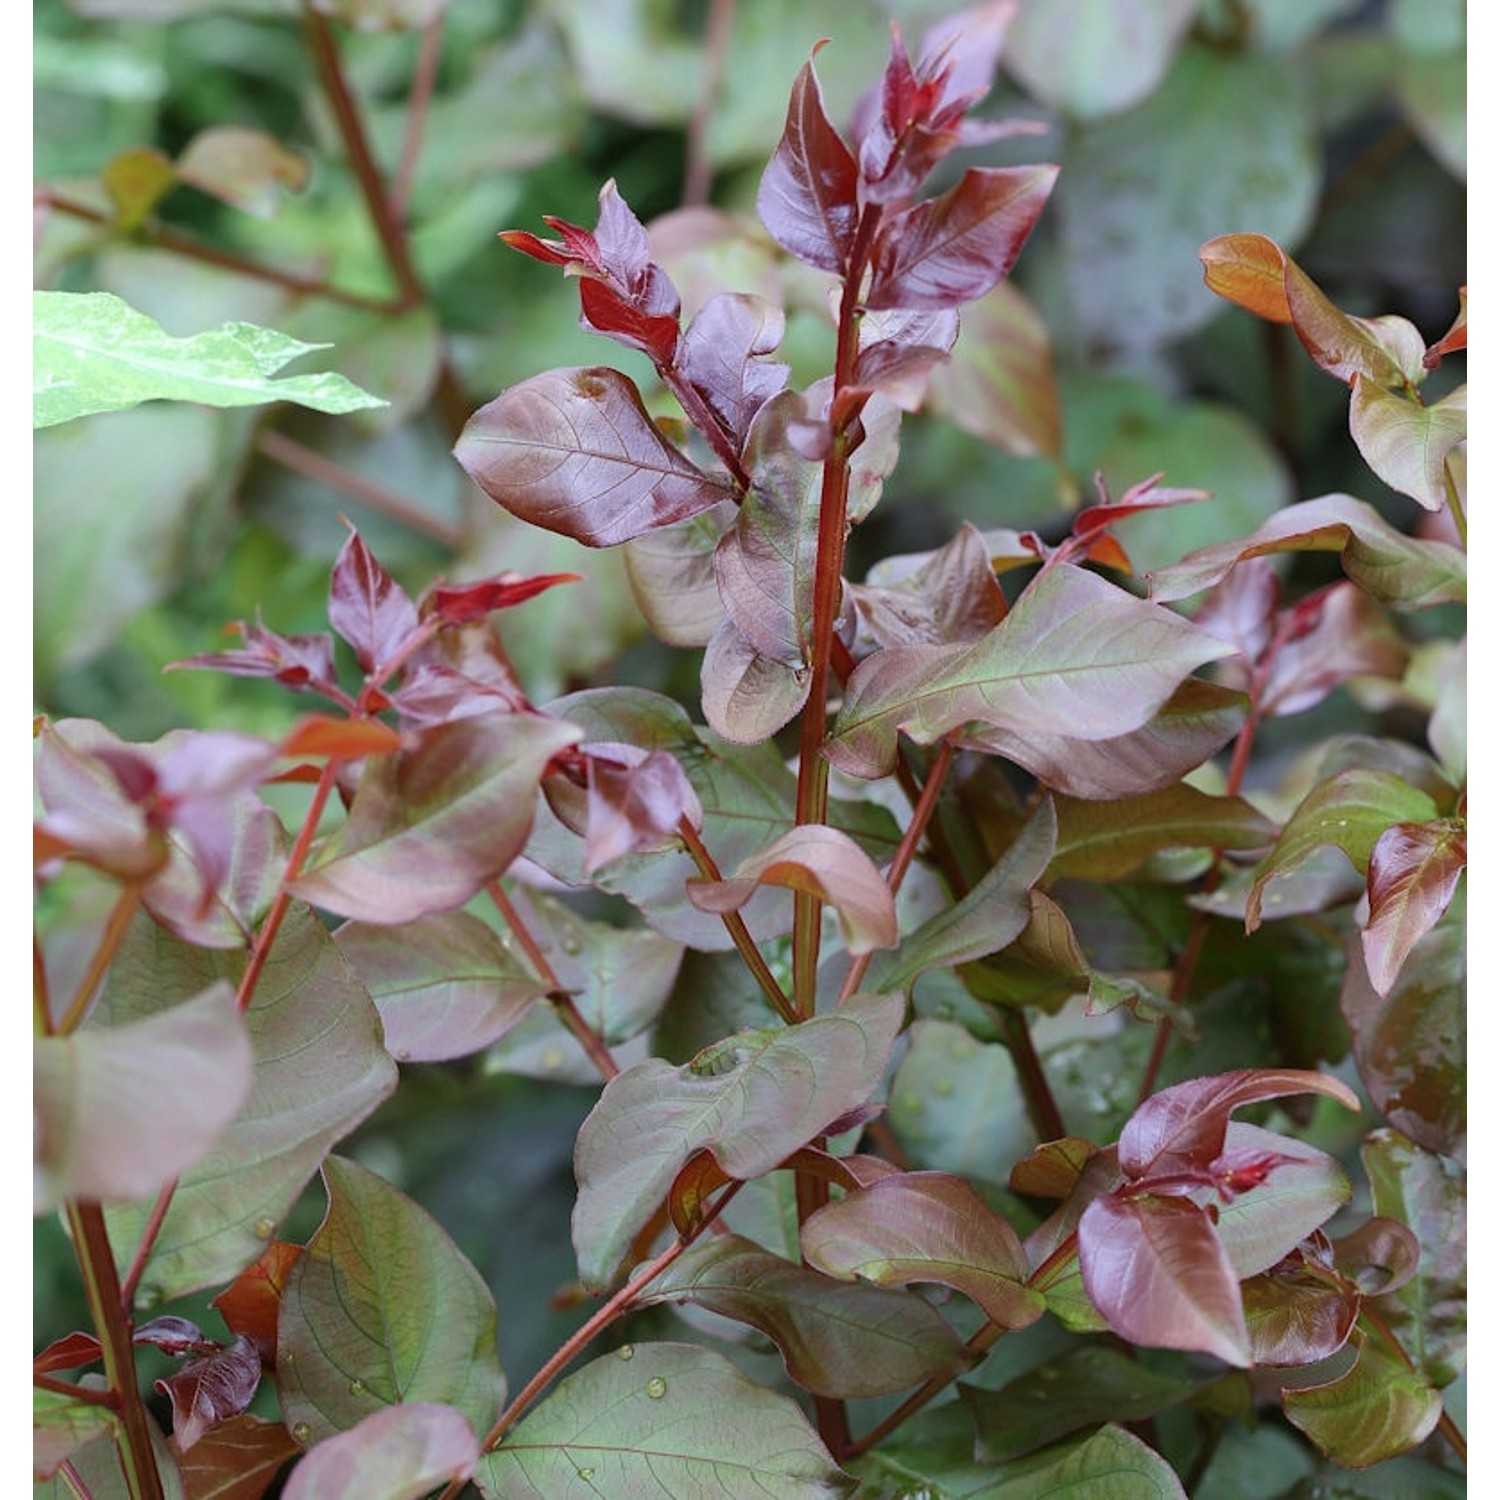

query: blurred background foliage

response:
[34,0,1465,1444]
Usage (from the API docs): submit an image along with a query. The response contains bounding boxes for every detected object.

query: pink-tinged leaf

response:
[1350,375,1467,512]
[1193,555,1279,665]
[1282,1333,1441,1466]
[1072,473,1213,551]
[1148,494,1467,614]
[423,571,582,626]
[623,504,734,647]
[866,165,1058,311]
[961,678,1248,800]
[1343,905,1465,1162]
[675,293,789,449]
[699,618,811,744]
[34,1331,106,1375]
[1423,287,1466,369]
[290,713,583,924]
[572,992,904,1287]
[156,1334,262,1451]
[212,1240,303,1365]
[581,745,702,874]
[851,523,1007,653]
[1245,769,1439,931]
[282,1403,479,1500]
[925,280,1060,458]
[640,1233,975,1397]
[1120,1070,1360,1179]
[1332,1216,1422,1298]
[390,621,529,729]
[1047,786,1275,882]
[801,1171,1044,1329]
[173,1413,301,1500]
[1361,820,1466,996]
[175,126,308,220]
[830,563,1235,779]
[757,53,860,273]
[688,825,898,956]
[135,1315,215,1357]
[1211,1123,1351,1279]
[328,527,420,676]
[474,1343,854,1498]
[101,906,397,1298]
[454,367,735,547]
[334,911,550,1063]
[1241,1254,1361,1368]
[1078,1194,1251,1365]
[852,307,959,411]
[1200,234,1427,388]
[168,614,342,702]
[278,1157,506,1443]
[34,982,251,1213]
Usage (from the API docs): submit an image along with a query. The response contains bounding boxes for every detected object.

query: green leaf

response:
[572,992,904,1288]
[1361,1131,1466,1389]
[333,911,551,1063]
[829,564,1234,779]
[1282,1332,1442,1467]
[290,713,584,924]
[34,982,251,1214]
[1349,378,1466,512]
[1246,769,1439,929]
[640,1233,975,1396]
[475,1342,854,1497]
[33,292,386,428]
[1147,494,1466,612]
[102,907,397,1299]
[802,1171,1044,1330]
[33,1386,117,1481]
[278,1157,506,1443]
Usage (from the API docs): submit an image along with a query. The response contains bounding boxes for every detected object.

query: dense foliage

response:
[34,2,1465,1497]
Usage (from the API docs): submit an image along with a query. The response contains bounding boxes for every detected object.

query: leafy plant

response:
[35,2,1464,1497]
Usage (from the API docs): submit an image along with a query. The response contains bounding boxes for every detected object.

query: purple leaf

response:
[290,712,583,923]
[699,618,812,745]
[581,744,703,874]
[1259,583,1409,718]
[1241,1248,1361,1367]
[572,992,904,1287]
[830,563,1235,779]
[866,165,1058,311]
[623,504,735,648]
[328,526,421,676]
[675,293,790,451]
[688,824,898,956]
[156,1334,262,1451]
[281,1404,479,1500]
[454,367,735,547]
[1361,820,1466,996]
[334,911,550,1063]
[852,307,959,410]
[1119,1070,1360,1180]
[34,982,252,1213]
[1078,1194,1251,1366]
[852,523,1006,653]
[134,1315,215,1357]
[391,622,529,728]
[169,612,342,702]
[640,1233,975,1397]
[801,1171,1044,1329]
[757,52,860,273]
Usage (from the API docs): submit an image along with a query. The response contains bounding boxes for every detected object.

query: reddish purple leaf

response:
[1241,1243,1362,1367]
[391,622,529,728]
[1192,556,1279,666]
[866,165,1058,311]
[1361,819,1466,996]
[423,571,581,626]
[1332,1217,1422,1298]
[1071,473,1212,551]
[1259,583,1409,718]
[157,1334,263,1451]
[851,522,1006,653]
[577,275,681,365]
[675,293,790,450]
[135,1316,216,1358]
[169,613,344,703]
[1078,1194,1251,1366]
[581,744,703,874]
[699,617,812,744]
[851,307,958,410]
[34,1331,106,1375]
[281,1403,479,1500]
[328,526,421,676]
[454,367,735,547]
[174,1413,301,1500]
[1120,1069,1360,1179]
[757,52,861,273]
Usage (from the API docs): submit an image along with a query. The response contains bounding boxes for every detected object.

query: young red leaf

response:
[454,367,735,547]
[211,1240,304,1365]
[328,526,420,676]
[423,571,582,626]
[571,993,904,1288]
[577,275,681,365]
[1078,1194,1251,1366]
[135,1315,216,1358]
[1240,1250,1362,1367]
[1423,286,1466,369]
[1119,1069,1360,1180]
[278,715,403,761]
[851,522,1007,653]
[34,1331,106,1376]
[1070,472,1212,550]
[757,51,861,273]
[674,292,790,450]
[581,744,703,874]
[173,1413,301,1500]
[1361,819,1466,996]
[687,824,898,955]
[168,613,343,703]
[866,165,1058,311]
[801,1171,1044,1329]
[156,1334,262,1452]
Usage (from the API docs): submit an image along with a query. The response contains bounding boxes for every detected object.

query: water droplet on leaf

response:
[254,1217,276,1239]
[292,1422,312,1444]
[646,1376,667,1399]
[349,1379,365,1396]
[617,1344,635,1360]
